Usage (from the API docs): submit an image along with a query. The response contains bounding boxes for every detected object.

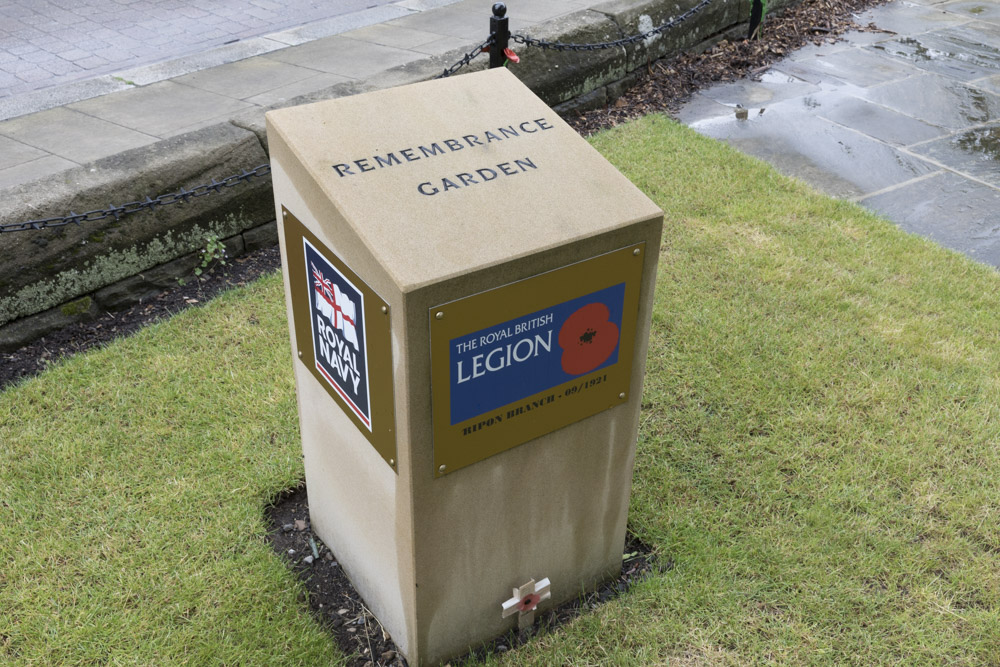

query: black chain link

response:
[0,163,272,234]
[512,0,713,51]
[435,35,495,79]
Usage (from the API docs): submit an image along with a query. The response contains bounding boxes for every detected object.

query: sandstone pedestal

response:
[266,67,662,665]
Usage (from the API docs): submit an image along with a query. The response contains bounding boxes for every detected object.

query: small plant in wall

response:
[195,233,227,277]
[178,233,227,286]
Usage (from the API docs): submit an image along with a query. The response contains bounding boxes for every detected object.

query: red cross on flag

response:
[312,262,359,350]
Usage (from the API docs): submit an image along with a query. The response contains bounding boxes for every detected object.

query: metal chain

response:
[435,35,495,79]
[512,0,713,51]
[0,163,272,234]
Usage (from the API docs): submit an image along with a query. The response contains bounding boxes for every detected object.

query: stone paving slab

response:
[0,134,45,171]
[243,72,351,108]
[864,73,1000,130]
[67,80,253,138]
[818,95,949,146]
[773,46,923,87]
[265,36,424,79]
[172,58,323,100]
[0,106,157,163]
[0,153,74,190]
[408,34,481,56]
[343,23,450,50]
[862,171,1000,266]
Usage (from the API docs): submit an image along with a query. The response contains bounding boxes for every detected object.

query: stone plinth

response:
[266,67,662,665]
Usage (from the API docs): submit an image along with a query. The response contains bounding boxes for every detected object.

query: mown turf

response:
[3,114,1000,665]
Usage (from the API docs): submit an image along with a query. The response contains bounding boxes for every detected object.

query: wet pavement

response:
[0,0,405,98]
[679,0,1000,268]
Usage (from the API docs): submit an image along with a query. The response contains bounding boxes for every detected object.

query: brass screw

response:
[382,306,388,314]
[389,459,395,467]
[633,248,641,256]
[436,312,444,320]
[282,210,287,217]
[298,351,303,358]
[438,464,447,473]
[619,392,626,399]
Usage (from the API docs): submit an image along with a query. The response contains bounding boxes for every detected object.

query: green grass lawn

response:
[3,114,1000,665]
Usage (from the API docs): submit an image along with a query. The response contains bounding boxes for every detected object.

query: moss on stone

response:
[0,213,254,327]
[60,296,92,317]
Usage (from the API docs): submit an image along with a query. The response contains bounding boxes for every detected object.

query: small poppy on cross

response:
[501,577,551,629]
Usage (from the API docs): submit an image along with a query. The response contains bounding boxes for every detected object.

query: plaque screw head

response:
[282,210,287,217]
[436,312,444,320]
[298,350,303,358]
[438,464,447,473]
[389,459,395,467]
[619,392,626,399]
[633,248,641,256]
[382,306,388,314]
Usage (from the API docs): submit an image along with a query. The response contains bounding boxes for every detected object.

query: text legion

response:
[330,118,555,196]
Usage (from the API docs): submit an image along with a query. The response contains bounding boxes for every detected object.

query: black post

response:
[489,3,509,69]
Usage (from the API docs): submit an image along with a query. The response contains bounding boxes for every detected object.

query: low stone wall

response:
[0,124,274,349]
[0,0,794,351]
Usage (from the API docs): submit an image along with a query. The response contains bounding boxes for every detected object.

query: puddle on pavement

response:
[910,124,1000,186]
[957,88,1000,126]
[955,126,1000,162]
[874,37,941,62]
[758,70,802,85]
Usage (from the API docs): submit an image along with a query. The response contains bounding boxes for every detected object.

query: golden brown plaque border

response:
[430,243,646,477]
[282,207,397,469]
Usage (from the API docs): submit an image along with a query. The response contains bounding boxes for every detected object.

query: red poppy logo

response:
[558,303,620,375]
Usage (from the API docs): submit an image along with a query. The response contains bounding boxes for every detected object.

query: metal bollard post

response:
[489,2,510,69]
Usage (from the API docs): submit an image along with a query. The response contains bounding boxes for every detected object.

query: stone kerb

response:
[0,0,752,350]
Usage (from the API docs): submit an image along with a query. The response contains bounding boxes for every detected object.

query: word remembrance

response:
[266,67,664,666]
[332,117,554,197]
